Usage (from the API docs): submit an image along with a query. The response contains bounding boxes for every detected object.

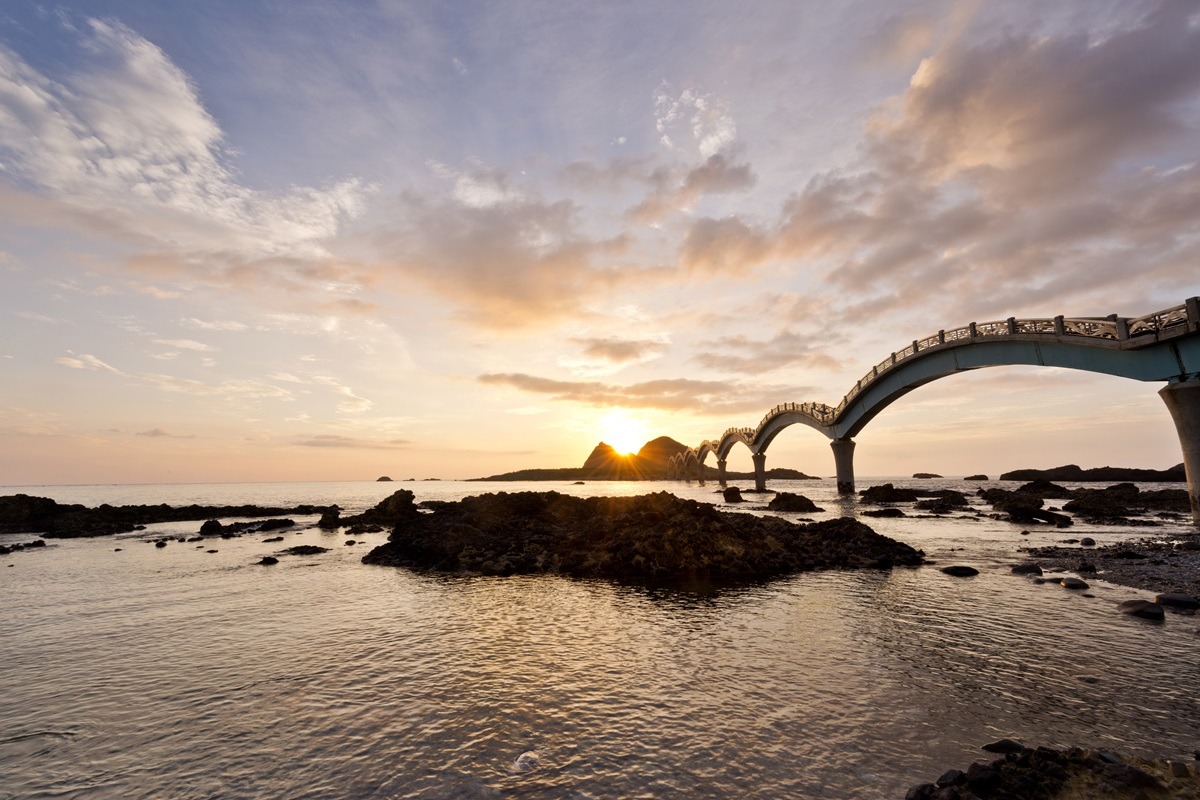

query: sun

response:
[598,410,649,457]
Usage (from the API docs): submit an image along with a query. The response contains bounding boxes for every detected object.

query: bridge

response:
[668,298,1200,523]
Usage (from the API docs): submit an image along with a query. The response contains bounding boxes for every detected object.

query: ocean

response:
[1,478,1197,799]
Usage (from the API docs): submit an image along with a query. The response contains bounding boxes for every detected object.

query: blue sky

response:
[1,0,1197,483]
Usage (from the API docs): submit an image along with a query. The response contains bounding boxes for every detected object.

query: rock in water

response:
[1156,592,1200,610]
[722,486,744,503]
[767,492,824,513]
[510,751,539,773]
[376,476,393,482]
[1119,600,1165,620]
[362,491,924,579]
[941,565,979,577]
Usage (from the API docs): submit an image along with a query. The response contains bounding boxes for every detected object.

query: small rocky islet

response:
[358,489,925,579]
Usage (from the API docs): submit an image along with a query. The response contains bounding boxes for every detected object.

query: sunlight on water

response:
[2,479,1197,799]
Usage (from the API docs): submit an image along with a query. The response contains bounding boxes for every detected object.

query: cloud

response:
[694,330,847,375]
[669,1,1200,319]
[154,338,217,351]
[654,84,738,157]
[478,372,814,415]
[373,189,657,329]
[294,434,411,449]
[0,18,368,263]
[136,427,195,439]
[54,352,124,374]
[16,311,60,324]
[570,336,669,364]
[627,153,756,225]
[179,318,249,332]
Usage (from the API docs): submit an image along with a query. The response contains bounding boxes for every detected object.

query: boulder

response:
[1016,479,1073,499]
[1155,592,1200,610]
[980,488,1072,527]
[767,492,823,513]
[1080,537,1096,547]
[281,545,329,556]
[258,556,279,565]
[862,508,906,518]
[1119,600,1165,620]
[941,565,979,577]
[722,487,744,503]
[981,739,1025,754]
[860,483,921,503]
[1011,563,1043,575]
[1061,577,1090,590]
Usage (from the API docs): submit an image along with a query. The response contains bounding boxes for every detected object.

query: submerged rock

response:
[941,565,979,577]
[362,491,924,580]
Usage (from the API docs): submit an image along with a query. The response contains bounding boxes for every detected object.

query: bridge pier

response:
[831,438,856,495]
[752,452,767,492]
[718,458,727,487]
[1160,378,1200,525]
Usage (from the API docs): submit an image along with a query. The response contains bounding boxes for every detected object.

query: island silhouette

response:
[471,436,819,482]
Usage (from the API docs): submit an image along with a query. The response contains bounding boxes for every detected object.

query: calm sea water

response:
[2,478,1197,799]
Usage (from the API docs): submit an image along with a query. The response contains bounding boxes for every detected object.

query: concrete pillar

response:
[831,438,856,495]
[1160,379,1200,525]
[718,458,727,487]
[752,452,767,492]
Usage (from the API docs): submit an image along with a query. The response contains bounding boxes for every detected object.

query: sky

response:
[1,0,1199,485]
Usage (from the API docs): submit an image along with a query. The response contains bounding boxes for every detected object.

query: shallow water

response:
[2,478,1197,799]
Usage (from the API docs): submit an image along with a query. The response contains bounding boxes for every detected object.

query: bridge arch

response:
[673,299,1200,521]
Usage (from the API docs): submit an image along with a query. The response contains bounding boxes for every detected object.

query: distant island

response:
[998,463,1186,482]
[471,436,821,482]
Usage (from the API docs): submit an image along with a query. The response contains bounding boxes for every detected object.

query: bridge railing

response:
[683,298,1196,463]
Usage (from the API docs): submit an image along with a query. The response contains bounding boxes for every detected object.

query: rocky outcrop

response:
[376,476,393,482]
[0,493,332,538]
[362,491,924,579]
[978,489,1072,527]
[1063,483,1190,520]
[905,744,1197,800]
[1015,479,1073,499]
[964,474,988,481]
[912,472,942,479]
[722,487,744,503]
[1000,463,1186,482]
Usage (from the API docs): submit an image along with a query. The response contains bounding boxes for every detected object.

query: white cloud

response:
[654,84,738,158]
[180,317,249,332]
[0,18,369,261]
[154,338,217,352]
[54,352,124,374]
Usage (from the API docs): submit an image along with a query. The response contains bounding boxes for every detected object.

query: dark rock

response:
[200,519,223,535]
[860,483,920,503]
[767,492,823,513]
[345,540,357,546]
[1080,537,1095,546]
[940,565,979,577]
[963,474,988,481]
[1011,563,1043,575]
[980,488,1072,527]
[936,769,965,787]
[1000,463,1186,482]
[1100,762,1163,790]
[114,548,122,551]
[1119,599,1165,620]
[155,540,167,548]
[1061,577,1089,590]
[863,508,906,518]
[913,472,942,479]
[964,762,1001,793]
[981,738,1025,754]
[362,491,924,579]
[1156,592,1200,610]
[281,545,329,556]
[206,549,219,554]
[258,556,279,565]
[723,487,744,503]
[262,536,284,543]
[376,476,393,482]
[317,507,342,529]
[1016,479,1073,499]
[347,523,384,534]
